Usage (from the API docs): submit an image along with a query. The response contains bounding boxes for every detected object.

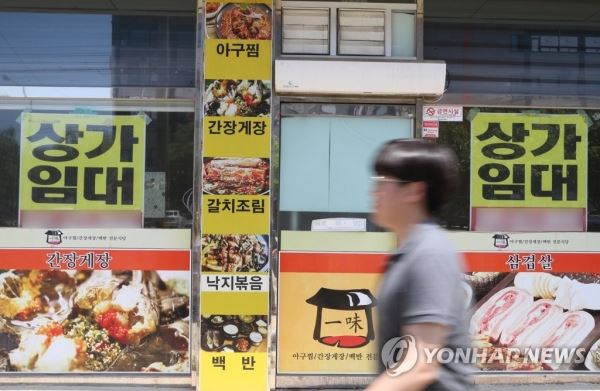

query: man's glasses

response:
[370,176,411,185]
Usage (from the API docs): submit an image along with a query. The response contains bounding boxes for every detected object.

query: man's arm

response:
[365,323,449,391]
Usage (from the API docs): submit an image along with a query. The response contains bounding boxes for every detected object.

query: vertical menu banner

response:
[200,1,272,390]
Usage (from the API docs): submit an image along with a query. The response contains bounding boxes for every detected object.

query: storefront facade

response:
[0,0,599,389]
[0,1,197,388]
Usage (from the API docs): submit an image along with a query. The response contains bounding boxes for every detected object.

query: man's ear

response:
[404,181,427,205]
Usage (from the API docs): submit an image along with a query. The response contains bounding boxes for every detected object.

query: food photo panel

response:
[465,271,600,371]
[200,314,268,352]
[203,157,270,195]
[205,3,272,40]
[0,269,190,372]
[202,234,269,272]
[204,79,271,117]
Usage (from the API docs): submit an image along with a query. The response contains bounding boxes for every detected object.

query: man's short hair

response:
[373,139,458,215]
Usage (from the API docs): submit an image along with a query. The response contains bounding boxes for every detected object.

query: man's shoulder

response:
[405,224,464,274]
[410,223,458,256]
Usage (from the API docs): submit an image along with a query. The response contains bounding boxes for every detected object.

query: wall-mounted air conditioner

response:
[275,59,446,98]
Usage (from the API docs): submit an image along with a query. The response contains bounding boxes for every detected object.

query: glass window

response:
[589,111,600,231]
[436,107,600,233]
[280,118,330,211]
[329,118,407,211]
[282,8,330,55]
[0,109,19,227]
[559,36,578,52]
[585,36,600,53]
[281,2,416,58]
[540,35,560,52]
[425,21,600,96]
[391,11,416,57]
[0,105,194,228]
[337,9,385,56]
[0,12,195,87]
[279,103,413,231]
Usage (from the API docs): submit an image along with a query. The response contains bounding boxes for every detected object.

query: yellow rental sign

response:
[19,113,146,211]
[471,113,587,208]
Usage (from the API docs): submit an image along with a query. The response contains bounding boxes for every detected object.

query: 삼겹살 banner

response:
[277,231,600,374]
[460,231,600,372]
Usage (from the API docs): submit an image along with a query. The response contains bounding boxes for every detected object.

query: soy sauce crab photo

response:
[0,269,190,372]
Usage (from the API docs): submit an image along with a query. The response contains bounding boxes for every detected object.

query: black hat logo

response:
[45,230,63,245]
[306,288,376,348]
[493,233,510,248]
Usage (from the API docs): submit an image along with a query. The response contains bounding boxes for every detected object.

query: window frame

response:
[336,8,386,57]
[281,1,417,58]
[281,6,331,55]
[277,102,416,232]
[0,99,195,229]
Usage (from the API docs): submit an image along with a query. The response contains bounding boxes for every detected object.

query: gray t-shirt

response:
[377,223,473,391]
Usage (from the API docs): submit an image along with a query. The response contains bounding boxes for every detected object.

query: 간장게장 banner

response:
[200,1,272,390]
[0,228,190,373]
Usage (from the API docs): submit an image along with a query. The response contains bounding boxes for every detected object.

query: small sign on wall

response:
[423,105,463,122]
[422,120,439,138]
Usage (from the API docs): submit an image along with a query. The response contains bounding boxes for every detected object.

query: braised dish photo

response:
[205,1,222,18]
[204,79,271,117]
[216,3,271,40]
[202,234,269,272]
[203,157,269,195]
[0,270,190,372]
[201,315,267,352]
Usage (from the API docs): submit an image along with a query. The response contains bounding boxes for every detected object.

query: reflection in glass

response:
[0,12,194,87]
[425,21,600,96]
[436,107,600,233]
[0,108,194,228]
